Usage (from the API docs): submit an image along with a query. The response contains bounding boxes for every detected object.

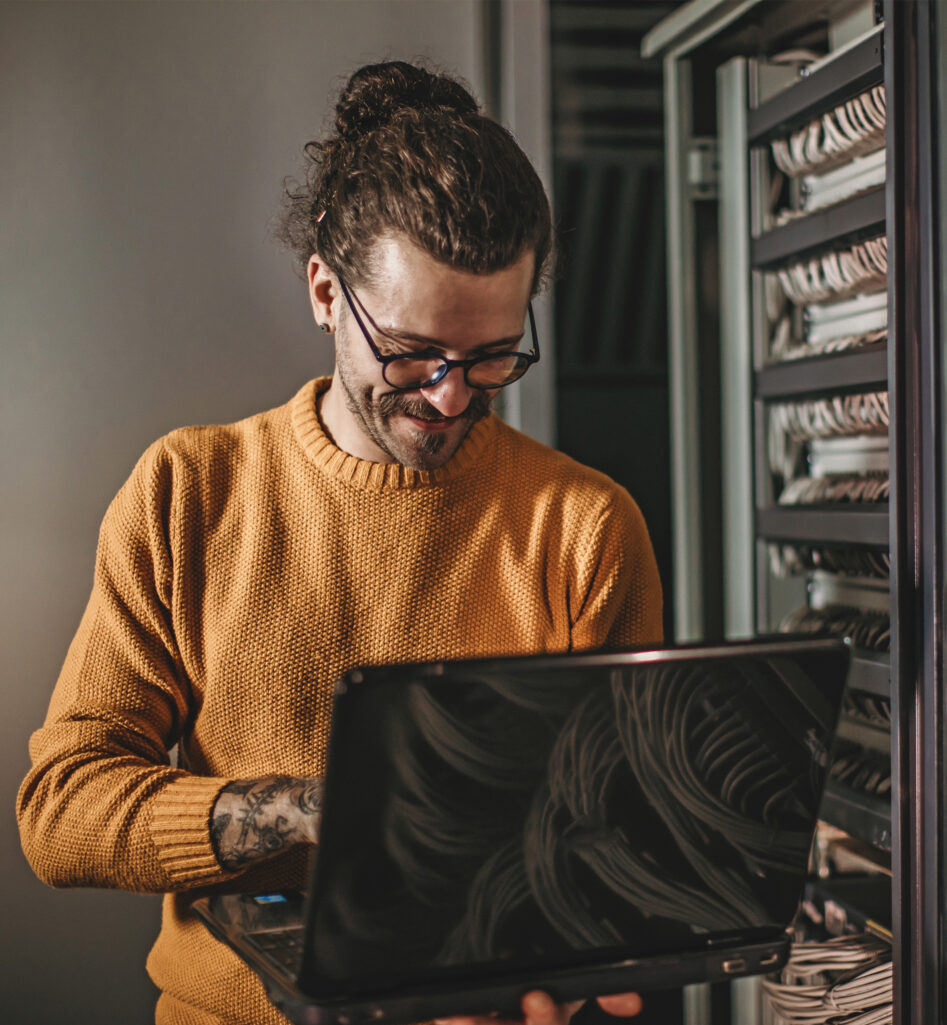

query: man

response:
[17,61,662,1025]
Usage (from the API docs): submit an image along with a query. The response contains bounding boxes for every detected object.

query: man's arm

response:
[210,775,323,871]
[17,439,315,893]
[17,441,223,892]
[570,488,663,651]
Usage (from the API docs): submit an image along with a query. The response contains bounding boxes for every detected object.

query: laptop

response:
[192,637,850,1025]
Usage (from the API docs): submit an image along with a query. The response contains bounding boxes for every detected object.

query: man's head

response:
[309,235,535,470]
[278,60,552,471]
[279,60,552,293]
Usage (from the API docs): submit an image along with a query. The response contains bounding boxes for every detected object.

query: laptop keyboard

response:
[247,927,305,973]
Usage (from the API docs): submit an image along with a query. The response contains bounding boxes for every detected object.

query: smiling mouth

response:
[404,412,459,431]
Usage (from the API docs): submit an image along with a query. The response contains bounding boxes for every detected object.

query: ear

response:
[307,255,337,334]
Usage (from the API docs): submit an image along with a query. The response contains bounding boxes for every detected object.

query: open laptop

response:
[192,637,850,1025]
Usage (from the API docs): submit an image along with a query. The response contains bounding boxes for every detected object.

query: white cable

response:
[762,938,892,1025]
[771,86,887,178]
[775,238,887,306]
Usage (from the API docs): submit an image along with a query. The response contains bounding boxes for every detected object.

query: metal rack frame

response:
[752,188,886,268]
[885,3,945,1022]
[756,506,889,546]
[849,650,891,698]
[755,346,888,399]
[752,6,895,879]
[820,785,893,851]
[644,1,946,1022]
[746,25,884,145]
[745,34,891,652]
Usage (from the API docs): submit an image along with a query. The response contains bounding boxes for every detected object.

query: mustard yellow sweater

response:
[17,377,662,1025]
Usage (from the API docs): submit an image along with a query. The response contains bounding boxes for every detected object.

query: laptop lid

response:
[297,637,849,1000]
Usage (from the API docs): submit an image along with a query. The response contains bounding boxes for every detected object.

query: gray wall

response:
[1,2,487,1019]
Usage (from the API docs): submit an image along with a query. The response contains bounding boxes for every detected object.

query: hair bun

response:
[334,61,479,139]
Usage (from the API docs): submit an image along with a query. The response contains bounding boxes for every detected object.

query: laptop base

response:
[193,892,789,1025]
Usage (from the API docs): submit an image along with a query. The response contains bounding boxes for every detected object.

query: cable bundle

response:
[770,315,886,363]
[770,545,890,580]
[771,393,889,443]
[775,238,887,306]
[779,474,888,506]
[830,742,891,799]
[842,690,891,729]
[766,241,887,364]
[768,393,888,483]
[762,936,892,1025]
[768,394,888,483]
[778,604,890,652]
[771,86,886,179]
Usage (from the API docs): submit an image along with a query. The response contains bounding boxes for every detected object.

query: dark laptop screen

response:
[304,643,848,994]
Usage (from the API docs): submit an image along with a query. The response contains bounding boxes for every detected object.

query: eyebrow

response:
[345,283,530,353]
[379,326,526,352]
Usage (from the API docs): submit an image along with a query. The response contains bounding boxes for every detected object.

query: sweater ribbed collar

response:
[291,377,495,490]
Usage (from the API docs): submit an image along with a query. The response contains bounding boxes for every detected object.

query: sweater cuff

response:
[150,774,235,886]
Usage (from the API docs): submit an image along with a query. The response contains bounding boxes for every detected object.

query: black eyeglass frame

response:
[338,277,540,391]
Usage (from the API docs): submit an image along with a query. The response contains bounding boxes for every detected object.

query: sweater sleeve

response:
[16,439,237,893]
[569,488,664,651]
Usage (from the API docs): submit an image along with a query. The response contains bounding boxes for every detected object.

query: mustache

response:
[377,392,492,423]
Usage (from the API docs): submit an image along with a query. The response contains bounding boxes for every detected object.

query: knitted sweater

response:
[17,377,663,1025]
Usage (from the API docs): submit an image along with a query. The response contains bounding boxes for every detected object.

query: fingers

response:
[522,990,584,1025]
[433,990,629,1025]
[596,993,643,1018]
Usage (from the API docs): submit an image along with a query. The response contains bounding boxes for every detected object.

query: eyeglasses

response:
[338,277,539,391]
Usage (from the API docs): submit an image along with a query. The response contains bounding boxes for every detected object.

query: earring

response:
[319,323,330,333]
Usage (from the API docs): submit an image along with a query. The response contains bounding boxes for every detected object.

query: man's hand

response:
[210,775,323,871]
[436,989,643,1025]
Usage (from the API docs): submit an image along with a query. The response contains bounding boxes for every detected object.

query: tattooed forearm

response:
[210,775,324,871]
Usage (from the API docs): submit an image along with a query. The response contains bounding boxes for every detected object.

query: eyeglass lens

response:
[384,353,532,390]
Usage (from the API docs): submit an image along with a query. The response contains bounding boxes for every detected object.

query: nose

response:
[420,365,473,418]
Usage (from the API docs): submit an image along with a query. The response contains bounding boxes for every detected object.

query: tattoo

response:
[210,775,324,871]
[223,779,256,798]
[209,811,231,853]
[232,775,293,848]
[297,779,324,815]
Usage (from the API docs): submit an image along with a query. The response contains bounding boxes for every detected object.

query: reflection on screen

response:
[310,653,842,987]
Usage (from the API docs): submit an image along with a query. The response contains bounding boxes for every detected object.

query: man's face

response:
[310,236,535,472]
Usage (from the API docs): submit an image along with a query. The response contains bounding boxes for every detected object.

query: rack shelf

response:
[752,188,886,269]
[757,345,888,400]
[757,506,889,546]
[748,27,884,146]
[820,781,892,851]
[848,650,890,698]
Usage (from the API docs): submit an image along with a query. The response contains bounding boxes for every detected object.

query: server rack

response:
[643,2,944,1024]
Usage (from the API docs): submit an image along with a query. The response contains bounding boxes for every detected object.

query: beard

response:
[336,351,492,471]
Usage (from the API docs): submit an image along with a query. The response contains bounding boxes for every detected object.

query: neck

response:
[319,376,395,464]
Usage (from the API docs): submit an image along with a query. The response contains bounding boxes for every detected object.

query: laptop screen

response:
[302,642,848,996]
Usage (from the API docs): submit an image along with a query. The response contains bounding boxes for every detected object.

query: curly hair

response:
[276,61,553,294]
